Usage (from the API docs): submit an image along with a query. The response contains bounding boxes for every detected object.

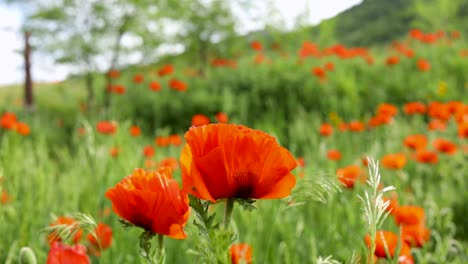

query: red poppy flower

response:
[47,242,90,264]
[96,121,117,135]
[394,206,425,226]
[312,67,326,80]
[15,122,30,136]
[377,103,398,117]
[327,149,342,161]
[155,136,171,147]
[108,69,120,79]
[133,74,144,84]
[336,165,361,188]
[428,102,450,121]
[324,62,334,71]
[159,157,179,171]
[458,122,468,138]
[168,134,183,146]
[348,121,365,132]
[383,196,399,215]
[47,217,83,245]
[381,153,406,170]
[386,56,400,66]
[110,147,120,158]
[215,112,229,123]
[296,157,305,168]
[105,167,190,239]
[1,112,17,130]
[403,134,428,151]
[181,124,297,202]
[401,224,431,248]
[1,190,11,204]
[169,78,187,92]
[432,138,457,155]
[365,231,413,262]
[143,145,155,158]
[191,114,210,126]
[415,150,438,164]
[427,119,447,131]
[129,126,141,137]
[417,59,430,71]
[403,102,426,115]
[158,64,174,77]
[230,243,252,264]
[250,41,263,51]
[87,223,113,256]
[149,81,161,91]
[111,84,126,94]
[319,123,333,136]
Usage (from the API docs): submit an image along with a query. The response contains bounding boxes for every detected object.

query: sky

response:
[0,0,361,85]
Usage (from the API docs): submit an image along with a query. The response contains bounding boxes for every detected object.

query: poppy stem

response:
[157,234,165,262]
[223,198,235,229]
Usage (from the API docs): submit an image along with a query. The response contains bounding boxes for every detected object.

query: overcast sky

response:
[0,0,361,85]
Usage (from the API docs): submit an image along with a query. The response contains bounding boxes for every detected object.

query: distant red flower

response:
[108,69,120,79]
[348,121,365,132]
[381,153,407,170]
[415,150,438,164]
[191,114,210,126]
[451,30,461,39]
[324,62,334,71]
[155,136,171,147]
[337,165,361,188]
[394,206,425,226]
[250,41,263,51]
[230,243,252,264]
[168,134,183,146]
[149,81,161,91]
[319,123,333,136]
[110,147,120,158]
[106,167,190,239]
[47,242,90,264]
[427,119,447,131]
[1,190,10,204]
[159,157,179,171]
[432,138,457,154]
[403,102,426,115]
[143,145,155,158]
[401,224,431,248]
[312,67,326,80]
[458,122,468,138]
[96,121,117,135]
[428,102,450,121]
[383,195,399,215]
[215,112,229,123]
[111,84,126,94]
[365,231,413,262]
[158,64,174,77]
[417,59,430,72]
[403,134,428,151]
[377,103,398,117]
[15,122,30,136]
[129,125,141,137]
[327,149,342,161]
[169,78,187,92]
[87,223,112,256]
[0,112,17,130]
[386,56,400,66]
[133,74,144,84]
[47,217,83,245]
[296,157,305,168]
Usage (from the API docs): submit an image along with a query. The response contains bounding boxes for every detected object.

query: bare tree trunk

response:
[24,31,34,112]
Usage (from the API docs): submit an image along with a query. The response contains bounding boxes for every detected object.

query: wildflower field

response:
[1,29,468,264]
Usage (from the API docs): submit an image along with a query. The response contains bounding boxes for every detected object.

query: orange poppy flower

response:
[1,190,11,204]
[47,242,90,264]
[403,102,426,115]
[155,136,171,147]
[458,122,468,138]
[417,59,430,71]
[336,165,361,188]
[47,216,83,245]
[181,124,297,202]
[15,122,30,136]
[110,147,120,158]
[401,224,431,248]
[415,150,438,164]
[451,30,461,39]
[324,62,334,71]
[133,74,144,84]
[381,153,407,170]
[230,243,253,264]
[168,134,183,146]
[427,119,447,131]
[361,157,369,167]
[446,101,465,115]
[143,145,155,158]
[158,64,174,77]
[377,103,398,117]
[403,134,427,151]
[215,112,229,123]
[108,69,120,79]
[383,196,399,215]
[149,81,161,91]
[432,138,457,155]
[319,123,333,136]
[312,67,326,80]
[129,125,141,137]
[365,231,413,262]
[428,102,450,121]
[348,121,365,132]
[253,53,267,64]
[1,112,17,130]
[250,41,263,51]
[368,114,392,128]
[338,122,348,131]
[96,121,117,135]
[191,114,210,126]
[394,206,425,226]
[409,28,423,40]
[386,56,400,66]
[327,149,342,161]
[169,78,187,92]
[105,167,190,239]
[87,223,112,256]
[159,157,179,171]
[111,84,126,94]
